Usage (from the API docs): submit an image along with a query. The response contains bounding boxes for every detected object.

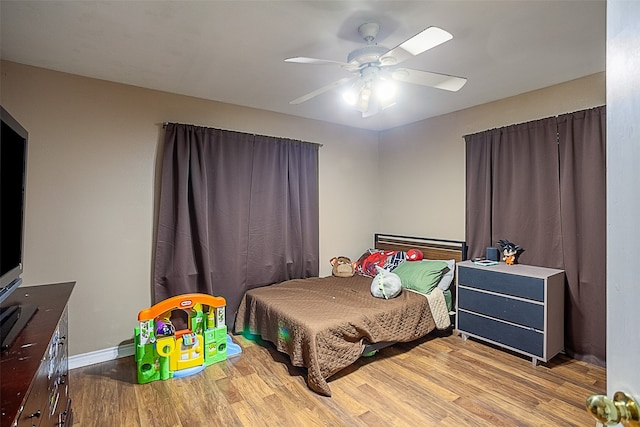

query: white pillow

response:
[437,259,456,291]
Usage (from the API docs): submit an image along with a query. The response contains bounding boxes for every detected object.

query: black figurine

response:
[498,239,522,265]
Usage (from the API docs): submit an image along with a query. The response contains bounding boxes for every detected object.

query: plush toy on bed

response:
[370,265,402,299]
[330,256,357,277]
[406,249,424,261]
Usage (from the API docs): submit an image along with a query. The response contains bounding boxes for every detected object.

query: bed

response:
[233,234,467,396]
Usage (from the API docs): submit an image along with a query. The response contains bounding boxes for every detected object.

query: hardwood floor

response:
[70,331,605,426]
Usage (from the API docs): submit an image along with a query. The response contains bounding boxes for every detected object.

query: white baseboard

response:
[69,334,242,370]
[69,343,135,370]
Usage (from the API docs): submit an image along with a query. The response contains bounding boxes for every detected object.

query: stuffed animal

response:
[370,265,402,299]
[406,249,424,261]
[330,256,356,277]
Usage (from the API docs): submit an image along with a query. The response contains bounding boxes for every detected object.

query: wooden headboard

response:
[374,233,467,262]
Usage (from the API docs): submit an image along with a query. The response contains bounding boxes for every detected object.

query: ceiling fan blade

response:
[285,57,359,72]
[391,68,467,92]
[380,26,453,66]
[289,76,355,105]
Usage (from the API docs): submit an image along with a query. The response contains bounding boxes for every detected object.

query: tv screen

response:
[0,106,28,304]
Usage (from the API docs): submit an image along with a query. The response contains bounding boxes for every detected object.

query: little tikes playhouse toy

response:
[134,293,241,384]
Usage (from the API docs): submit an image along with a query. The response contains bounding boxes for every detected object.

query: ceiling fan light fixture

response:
[342,73,397,115]
[341,78,374,113]
[375,77,396,103]
[342,90,358,106]
[356,85,372,113]
[342,78,366,105]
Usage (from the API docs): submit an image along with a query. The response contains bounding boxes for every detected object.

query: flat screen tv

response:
[1,106,35,350]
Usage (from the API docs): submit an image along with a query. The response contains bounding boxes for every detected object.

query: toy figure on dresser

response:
[498,239,523,265]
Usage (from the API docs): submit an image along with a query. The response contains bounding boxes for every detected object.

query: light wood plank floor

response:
[70,331,605,426]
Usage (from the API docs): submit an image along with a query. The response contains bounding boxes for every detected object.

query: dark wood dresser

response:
[1,282,74,427]
[456,261,564,366]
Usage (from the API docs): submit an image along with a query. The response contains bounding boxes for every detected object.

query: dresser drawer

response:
[458,310,543,357]
[458,286,544,330]
[16,362,48,426]
[458,265,544,301]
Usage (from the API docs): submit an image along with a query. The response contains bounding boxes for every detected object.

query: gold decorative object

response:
[586,391,639,426]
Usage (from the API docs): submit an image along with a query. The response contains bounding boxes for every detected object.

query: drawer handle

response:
[586,391,639,426]
[28,409,41,418]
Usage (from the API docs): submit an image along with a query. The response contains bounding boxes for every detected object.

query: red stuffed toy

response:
[406,249,424,261]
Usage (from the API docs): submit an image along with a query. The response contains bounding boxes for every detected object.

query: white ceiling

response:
[0,1,606,132]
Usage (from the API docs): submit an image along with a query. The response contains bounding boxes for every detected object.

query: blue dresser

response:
[455,260,565,365]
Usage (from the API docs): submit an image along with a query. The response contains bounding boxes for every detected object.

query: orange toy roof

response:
[138,293,225,321]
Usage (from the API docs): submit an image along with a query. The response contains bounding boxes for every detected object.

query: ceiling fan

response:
[285,22,467,118]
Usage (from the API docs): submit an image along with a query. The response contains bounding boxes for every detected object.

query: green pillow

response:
[392,260,449,294]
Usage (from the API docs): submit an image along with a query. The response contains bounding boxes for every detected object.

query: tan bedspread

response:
[234,274,436,396]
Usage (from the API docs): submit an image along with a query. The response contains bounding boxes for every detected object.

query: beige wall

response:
[0,60,605,357]
[0,61,378,356]
[378,72,605,240]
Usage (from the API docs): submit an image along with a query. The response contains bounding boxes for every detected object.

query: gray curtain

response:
[154,124,319,328]
[557,107,606,365]
[466,118,562,267]
[464,106,606,365]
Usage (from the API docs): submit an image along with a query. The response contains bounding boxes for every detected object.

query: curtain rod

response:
[462,105,606,139]
[162,121,323,147]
